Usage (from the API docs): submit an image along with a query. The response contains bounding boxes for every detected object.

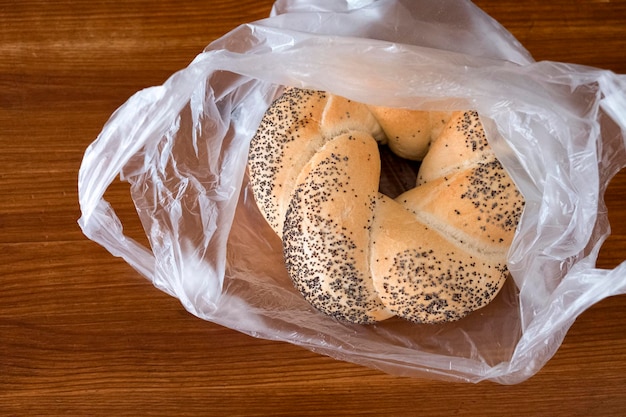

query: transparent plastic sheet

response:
[77,0,626,384]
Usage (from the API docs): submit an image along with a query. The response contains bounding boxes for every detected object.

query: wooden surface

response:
[2,1,626,415]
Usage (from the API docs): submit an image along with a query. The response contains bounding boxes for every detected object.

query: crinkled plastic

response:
[77,0,626,384]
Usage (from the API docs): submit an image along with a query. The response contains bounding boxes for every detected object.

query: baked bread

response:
[248,88,524,324]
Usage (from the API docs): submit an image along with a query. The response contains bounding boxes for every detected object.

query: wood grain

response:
[2,1,626,415]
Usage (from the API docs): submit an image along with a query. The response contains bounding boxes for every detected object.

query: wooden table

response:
[2,1,626,415]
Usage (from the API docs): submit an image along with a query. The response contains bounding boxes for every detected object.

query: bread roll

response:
[247,88,524,324]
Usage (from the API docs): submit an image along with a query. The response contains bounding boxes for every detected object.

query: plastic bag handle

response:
[78,197,155,279]
[77,84,192,282]
[77,91,162,280]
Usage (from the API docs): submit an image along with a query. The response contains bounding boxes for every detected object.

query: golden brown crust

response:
[248,89,394,238]
[370,195,509,324]
[248,89,329,237]
[283,132,393,324]
[367,106,451,160]
[417,111,491,185]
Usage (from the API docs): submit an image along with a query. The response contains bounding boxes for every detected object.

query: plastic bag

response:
[77,0,626,384]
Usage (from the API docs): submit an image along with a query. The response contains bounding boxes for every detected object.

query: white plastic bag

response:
[78,0,626,384]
